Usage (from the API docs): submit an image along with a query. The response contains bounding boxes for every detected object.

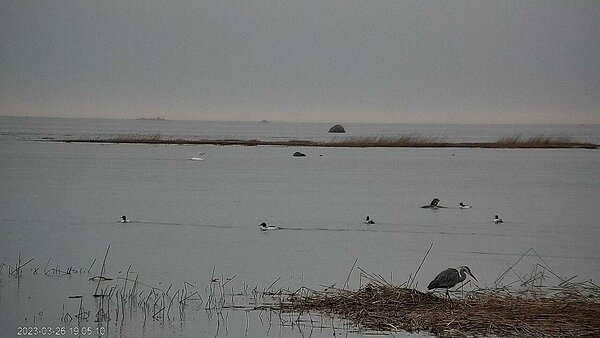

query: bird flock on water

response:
[252,197,494,297]
[119,172,497,299]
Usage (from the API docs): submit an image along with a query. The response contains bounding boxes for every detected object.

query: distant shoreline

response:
[134,117,167,121]
[51,134,598,149]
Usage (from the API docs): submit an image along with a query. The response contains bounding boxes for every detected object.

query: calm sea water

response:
[1,116,600,144]
[1,117,599,337]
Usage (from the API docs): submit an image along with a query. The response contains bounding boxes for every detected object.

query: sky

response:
[1,1,599,124]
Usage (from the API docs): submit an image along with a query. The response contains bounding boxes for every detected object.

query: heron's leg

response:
[445,288,450,299]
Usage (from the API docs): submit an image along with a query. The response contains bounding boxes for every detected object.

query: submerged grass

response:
[55,133,598,149]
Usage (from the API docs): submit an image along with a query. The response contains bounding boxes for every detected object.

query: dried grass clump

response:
[106,133,166,143]
[57,132,598,149]
[71,133,172,144]
[279,282,600,337]
[276,249,600,337]
[72,133,205,145]
[328,134,447,147]
[495,134,583,148]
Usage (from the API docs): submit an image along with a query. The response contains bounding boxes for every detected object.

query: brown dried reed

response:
[58,133,598,149]
[273,248,600,337]
[277,279,600,337]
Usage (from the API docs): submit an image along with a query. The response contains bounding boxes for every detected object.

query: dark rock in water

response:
[293,151,306,157]
[328,124,346,133]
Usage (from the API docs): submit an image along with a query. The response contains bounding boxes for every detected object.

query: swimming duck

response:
[421,198,445,209]
[258,222,279,231]
[120,215,130,223]
[459,202,472,209]
[493,215,503,224]
[364,216,375,225]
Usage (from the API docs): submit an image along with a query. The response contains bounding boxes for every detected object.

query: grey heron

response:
[427,266,477,298]
[494,215,503,224]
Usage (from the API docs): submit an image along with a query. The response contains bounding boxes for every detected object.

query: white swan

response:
[189,152,205,161]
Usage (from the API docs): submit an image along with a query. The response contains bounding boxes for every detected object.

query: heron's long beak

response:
[468,271,478,282]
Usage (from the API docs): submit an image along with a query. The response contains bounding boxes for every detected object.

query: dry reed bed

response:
[56,133,598,149]
[5,248,600,336]
[275,282,600,337]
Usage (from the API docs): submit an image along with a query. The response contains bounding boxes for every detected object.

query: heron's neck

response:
[458,269,467,283]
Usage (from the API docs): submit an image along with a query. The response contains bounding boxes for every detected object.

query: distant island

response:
[135,117,167,121]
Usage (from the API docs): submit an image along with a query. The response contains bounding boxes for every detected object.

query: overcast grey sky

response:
[1,1,598,124]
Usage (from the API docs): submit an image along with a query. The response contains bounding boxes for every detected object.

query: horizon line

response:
[1,114,599,127]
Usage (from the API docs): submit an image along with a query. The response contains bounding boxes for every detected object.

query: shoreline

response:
[50,137,599,149]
